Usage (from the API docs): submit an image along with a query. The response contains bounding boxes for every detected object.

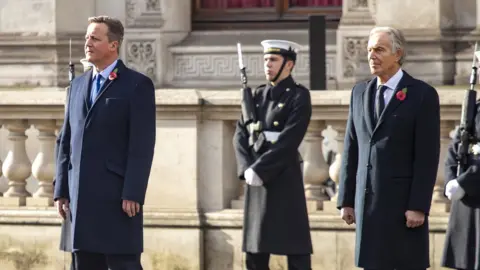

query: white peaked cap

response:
[261,39,301,54]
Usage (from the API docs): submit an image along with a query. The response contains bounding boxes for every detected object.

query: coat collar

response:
[81,59,126,111]
[265,75,296,101]
[363,70,415,136]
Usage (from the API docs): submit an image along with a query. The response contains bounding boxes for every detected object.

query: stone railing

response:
[0,89,463,212]
[0,89,464,270]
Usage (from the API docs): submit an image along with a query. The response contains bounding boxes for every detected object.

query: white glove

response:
[244,168,263,186]
[445,179,465,200]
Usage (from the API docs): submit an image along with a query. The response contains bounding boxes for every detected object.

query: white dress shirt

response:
[376,68,404,106]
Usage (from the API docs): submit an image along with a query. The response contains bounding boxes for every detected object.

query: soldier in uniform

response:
[442,104,480,270]
[232,39,313,270]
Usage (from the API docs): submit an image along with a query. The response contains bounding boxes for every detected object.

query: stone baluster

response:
[27,120,57,206]
[0,122,3,196]
[430,120,456,214]
[302,120,330,212]
[0,120,31,206]
[323,120,347,212]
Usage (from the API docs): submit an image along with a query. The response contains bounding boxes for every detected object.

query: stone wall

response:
[1,0,480,89]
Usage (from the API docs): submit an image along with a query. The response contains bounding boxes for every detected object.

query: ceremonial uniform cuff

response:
[245,168,263,186]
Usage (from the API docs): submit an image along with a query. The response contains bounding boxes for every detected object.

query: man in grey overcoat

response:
[337,26,441,270]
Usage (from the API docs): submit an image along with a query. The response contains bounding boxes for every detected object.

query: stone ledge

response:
[0,88,466,105]
[0,89,466,122]
[0,208,450,231]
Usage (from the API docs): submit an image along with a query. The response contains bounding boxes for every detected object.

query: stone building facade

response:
[0,0,479,90]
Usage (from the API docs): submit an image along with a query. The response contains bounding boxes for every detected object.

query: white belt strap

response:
[264,131,280,142]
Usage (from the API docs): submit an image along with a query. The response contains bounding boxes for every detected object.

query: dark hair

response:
[88,16,124,53]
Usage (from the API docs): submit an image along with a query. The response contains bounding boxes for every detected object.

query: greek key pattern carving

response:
[343,37,368,78]
[125,40,157,83]
[171,51,335,87]
[172,53,310,80]
[125,0,163,28]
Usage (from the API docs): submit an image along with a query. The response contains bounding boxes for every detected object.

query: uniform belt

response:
[264,131,280,142]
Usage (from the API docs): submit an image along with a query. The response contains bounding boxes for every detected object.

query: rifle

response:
[64,39,75,111]
[237,43,264,152]
[457,42,478,178]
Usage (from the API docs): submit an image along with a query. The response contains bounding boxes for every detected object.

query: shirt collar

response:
[92,59,118,79]
[376,68,403,90]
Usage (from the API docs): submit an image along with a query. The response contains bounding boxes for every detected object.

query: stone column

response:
[454,0,480,84]
[27,120,57,207]
[122,0,191,87]
[0,0,94,88]
[302,120,330,212]
[374,0,456,85]
[0,120,32,206]
[322,120,347,212]
[335,0,376,89]
[430,120,456,213]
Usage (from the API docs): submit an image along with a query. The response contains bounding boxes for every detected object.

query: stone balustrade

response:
[0,89,465,269]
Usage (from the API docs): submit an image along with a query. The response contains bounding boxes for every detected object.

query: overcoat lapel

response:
[89,60,125,110]
[81,69,93,113]
[373,72,414,134]
[363,78,377,135]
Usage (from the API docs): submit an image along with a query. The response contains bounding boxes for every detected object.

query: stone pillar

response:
[430,120,455,213]
[0,120,32,206]
[374,0,456,85]
[302,120,330,212]
[322,120,346,212]
[454,0,480,84]
[335,0,376,89]
[122,0,191,87]
[27,120,57,207]
[0,0,94,88]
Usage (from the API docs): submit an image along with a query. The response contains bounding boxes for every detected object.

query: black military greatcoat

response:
[233,75,313,255]
[442,102,480,270]
[337,71,440,269]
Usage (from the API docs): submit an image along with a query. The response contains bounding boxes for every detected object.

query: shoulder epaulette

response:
[294,82,309,91]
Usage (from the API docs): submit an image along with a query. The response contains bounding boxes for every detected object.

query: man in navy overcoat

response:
[54,15,156,270]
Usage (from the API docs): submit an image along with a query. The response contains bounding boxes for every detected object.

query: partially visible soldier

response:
[442,103,480,270]
[232,39,313,270]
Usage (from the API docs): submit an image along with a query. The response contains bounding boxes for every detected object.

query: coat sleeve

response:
[53,87,72,201]
[122,77,156,205]
[337,88,358,209]
[232,114,253,180]
[249,89,312,184]
[407,86,441,214]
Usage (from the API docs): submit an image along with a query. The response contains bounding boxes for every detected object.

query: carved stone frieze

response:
[169,48,336,88]
[126,0,163,28]
[342,37,369,78]
[125,40,157,83]
[349,0,368,11]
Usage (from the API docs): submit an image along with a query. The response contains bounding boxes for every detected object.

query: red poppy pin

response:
[396,87,407,101]
[108,68,118,80]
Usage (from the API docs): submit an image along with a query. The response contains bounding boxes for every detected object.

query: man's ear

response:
[110,41,118,51]
[395,49,403,63]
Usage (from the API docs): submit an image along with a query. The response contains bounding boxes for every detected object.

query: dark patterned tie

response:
[375,85,388,123]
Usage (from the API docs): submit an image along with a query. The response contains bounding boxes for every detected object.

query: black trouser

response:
[73,251,142,270]
[246,252,311,270]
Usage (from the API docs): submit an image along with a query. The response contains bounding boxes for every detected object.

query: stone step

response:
[167,30,338,90]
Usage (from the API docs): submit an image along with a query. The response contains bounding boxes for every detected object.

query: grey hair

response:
[369,26,406,65]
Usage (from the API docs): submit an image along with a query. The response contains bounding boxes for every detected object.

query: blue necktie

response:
[91,74,102,105]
